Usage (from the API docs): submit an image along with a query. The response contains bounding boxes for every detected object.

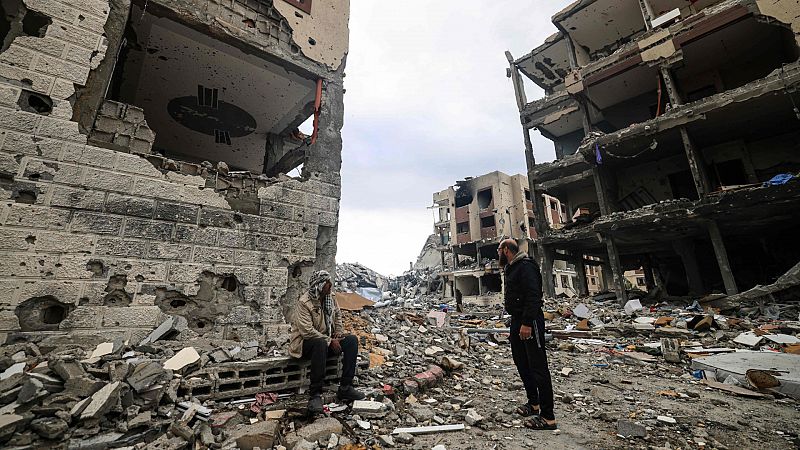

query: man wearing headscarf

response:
[289,270,365,413]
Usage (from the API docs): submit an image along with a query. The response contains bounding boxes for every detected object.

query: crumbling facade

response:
[507,0,800,302]
[0,0,349,347]
[431,171,583,304]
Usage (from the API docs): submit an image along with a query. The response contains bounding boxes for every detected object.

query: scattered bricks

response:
[80,381,122,420]
[402,379,419,394]
[232,420,280,450]
[617,420,647,438]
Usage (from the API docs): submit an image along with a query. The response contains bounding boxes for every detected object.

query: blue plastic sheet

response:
[763,173,793,187]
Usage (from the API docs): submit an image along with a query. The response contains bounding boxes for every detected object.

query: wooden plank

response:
[702,379,770,399]
[392,424,466,435]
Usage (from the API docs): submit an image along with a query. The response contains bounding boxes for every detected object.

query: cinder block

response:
[0,63,55,95]
[1,132,62,159]
[0,106,41,134]
[290,238,316,257]
[101,306,164,328]
[147,242,192,261]
[0,228,34,251]
[167,263,207,283]
[0,85,21,106]
[16,280,82,303]
[104,193,154,218]
[51,187,105,211]
[14,36,68,58]
[83,168,134,192]
[262,268,288,288]
[0,46,35,69]
[235,250,264,266]
[35,231,94,253]
[93,115,123,134]
[193,246,235,264]
[259,202,293,220]
[70,211,123,235]
[123,218,173,240]
[5,204,71,230]
[217,230,256,250]
[55,255,99,279]
[95,237,148,258]
[255,235,290,252]
[107,260,167,282]
[33,53,92,84]
[59,306,105,329]
[114,154,162,177]
[37,117,87,143]
[174,225,217,246]
[0,254,59,277]
[199,208,237,228]
[61,144,115,169]
[154,201,199,223]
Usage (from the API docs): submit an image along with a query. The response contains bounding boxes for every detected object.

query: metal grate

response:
[214,130,231,145]
[197,85,219,108]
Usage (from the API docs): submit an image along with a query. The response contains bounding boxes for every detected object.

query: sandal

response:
[524,416,557,430]
[516,403,540,417]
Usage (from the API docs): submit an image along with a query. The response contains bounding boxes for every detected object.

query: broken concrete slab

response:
[464,409,483,426]
[573,303,592,319]
[1,362,25,380]
[624,299,642,315]
[163,347,200,372]
[138,315,188,346]
[30,417,69,440]
[296,417,343,443]
[48,359,86,381]
[617,419,647,437]
[0,414,24,438]
[692,351,800,399]
[127,361,171,393]
[733,332,764,347]
[80,381,122,420]
[230,420,280,450]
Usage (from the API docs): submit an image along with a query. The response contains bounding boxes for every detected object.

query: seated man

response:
[288,270,365,413]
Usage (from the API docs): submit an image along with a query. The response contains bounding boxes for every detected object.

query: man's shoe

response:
[307,395,324,414]
[337,385,365,401]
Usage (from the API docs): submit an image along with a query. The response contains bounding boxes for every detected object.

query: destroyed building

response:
[506,0,800,302]
[0,0,349,347]
[431,171,583,305]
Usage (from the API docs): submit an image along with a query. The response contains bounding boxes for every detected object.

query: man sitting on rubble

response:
[289,270,365,413]
[498,238,557,430]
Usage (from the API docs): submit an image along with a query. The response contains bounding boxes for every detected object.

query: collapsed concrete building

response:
[0,0,349,348]
[506,0,800,303]
[431,171,585,305]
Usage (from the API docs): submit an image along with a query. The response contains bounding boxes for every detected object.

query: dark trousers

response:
[301,334,358,396]
[509,316,555,420]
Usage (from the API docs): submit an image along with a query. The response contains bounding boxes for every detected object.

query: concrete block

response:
[198,208,237,228]
[217,230,256,250]
[33,54,91,84]
[37,117,86,143]
[14,35,67,58]
[104,193,154,218]
[1,132,62,159]
[61,144,115,168]
[167,264,206,283]
[147,243,192,261]
[235,250,264,266]
[127,361,171,393]
[0,106,41,133]
[108,260,167,282]
[297,417,342,443]
[5,205,71,230]
[233,420,279,450]
[138,315,188,346]
[101,306,164,328]
[291,238,316,257]
[154,201,199,223]
[0,254,58,277]
[123,218,173,240]
[193,246,235,264]
[83,168,134,192]
[51,187,105,211]
[70,212,122,235]
[95,237,148,258]
[114,154,162,178]
[35,231,94,253]
[174,225,217,245]
[0,229,34,251]
[164,347,200,372]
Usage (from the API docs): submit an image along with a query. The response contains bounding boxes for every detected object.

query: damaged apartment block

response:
[0,0,348,357]
[431,171,596,306]
[506,0,800,302]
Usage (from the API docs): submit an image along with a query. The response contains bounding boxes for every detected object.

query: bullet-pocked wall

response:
[0,0,349,348]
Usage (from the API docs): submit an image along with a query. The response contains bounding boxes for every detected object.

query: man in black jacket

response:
[498,238,556,430]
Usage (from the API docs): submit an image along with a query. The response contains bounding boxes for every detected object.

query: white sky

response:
[335,0,571,276]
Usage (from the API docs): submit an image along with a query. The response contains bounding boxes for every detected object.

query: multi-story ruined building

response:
[431,171,582,304]
[506,0,800,302]
[0,0,349,347]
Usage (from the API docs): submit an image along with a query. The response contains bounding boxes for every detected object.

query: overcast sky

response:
[334,1,570,276]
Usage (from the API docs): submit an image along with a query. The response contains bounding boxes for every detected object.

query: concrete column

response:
[600,262,611,291]
[604,237,628,303]
[574,255,589,297]
[592,165,615,216]
[477,275,484,296]
[673,239,704,295]
[659,67,683,106]
[642,257,657,292]
[679,127,712,198]
[708,221,739,295]
[541,245,557,298]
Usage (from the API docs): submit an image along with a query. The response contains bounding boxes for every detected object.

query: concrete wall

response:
[0,0,346,348]
[274,0,350,71]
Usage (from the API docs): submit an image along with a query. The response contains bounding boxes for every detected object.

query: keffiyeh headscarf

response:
[308,270,334,337]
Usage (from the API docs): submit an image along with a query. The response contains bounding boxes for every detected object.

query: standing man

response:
[498,239,557,430]
[289,270,365,414]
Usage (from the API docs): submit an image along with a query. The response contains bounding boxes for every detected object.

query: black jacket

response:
[503,256,543,326]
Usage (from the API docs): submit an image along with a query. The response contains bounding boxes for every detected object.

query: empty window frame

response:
[477,188,493,210]
[480,216,496,228]
[456,221,470,234]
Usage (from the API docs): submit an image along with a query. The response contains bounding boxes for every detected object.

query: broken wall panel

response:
[0,0,347,346]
